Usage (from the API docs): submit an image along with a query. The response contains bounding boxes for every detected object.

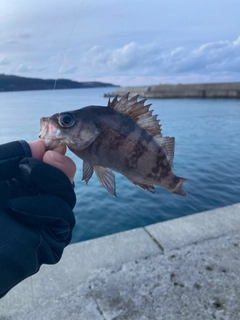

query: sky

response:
[0,0,240,86]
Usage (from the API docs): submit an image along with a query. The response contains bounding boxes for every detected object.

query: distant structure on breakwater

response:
[104,82,240,99]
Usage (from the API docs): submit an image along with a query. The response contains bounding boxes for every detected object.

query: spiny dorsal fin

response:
[108,93,162,137]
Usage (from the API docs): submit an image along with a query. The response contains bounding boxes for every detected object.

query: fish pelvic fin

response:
[171,177,188,197]
[94,165,116,196]
[108,93,162,138]
[82,160,94,184]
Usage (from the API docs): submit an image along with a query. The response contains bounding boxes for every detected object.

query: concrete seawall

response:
[105,82,240,99]
[1,203,240,319]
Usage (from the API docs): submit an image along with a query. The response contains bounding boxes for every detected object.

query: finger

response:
[52,144,66,155]
[43,150,76,183]
[29,140,66,159]
[28,140,46,160]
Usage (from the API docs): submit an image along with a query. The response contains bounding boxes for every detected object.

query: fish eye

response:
[58,114,75,128]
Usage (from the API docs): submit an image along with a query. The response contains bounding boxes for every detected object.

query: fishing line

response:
[53,3,81,90]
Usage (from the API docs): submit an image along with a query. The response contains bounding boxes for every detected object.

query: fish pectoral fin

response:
[130,180,156,194]
[82,161,94,184]
[94,165,116,196]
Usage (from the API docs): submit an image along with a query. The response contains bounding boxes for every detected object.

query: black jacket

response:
[0,141,76,298]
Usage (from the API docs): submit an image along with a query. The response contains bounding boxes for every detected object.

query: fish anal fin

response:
[94,165,116,196]
[82,161,94,184]
[130,180,156,193]
[154,135,175,167]
[108,93,162,138]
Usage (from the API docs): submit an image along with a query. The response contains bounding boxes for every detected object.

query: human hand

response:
[29,140,76,183]
[0,140,76,298]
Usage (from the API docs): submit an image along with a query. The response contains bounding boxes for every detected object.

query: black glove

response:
[0,141,76,298]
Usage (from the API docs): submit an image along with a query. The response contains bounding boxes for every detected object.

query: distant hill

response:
[0,74,119,92]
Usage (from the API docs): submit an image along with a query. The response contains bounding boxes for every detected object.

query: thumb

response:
[43,150,76,183]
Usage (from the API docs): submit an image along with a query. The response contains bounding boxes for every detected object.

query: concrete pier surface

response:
[1,203,240,320]
[105,82,240,99]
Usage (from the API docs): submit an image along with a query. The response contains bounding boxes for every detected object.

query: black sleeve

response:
[0,140,32,180]
[0,141,76,298]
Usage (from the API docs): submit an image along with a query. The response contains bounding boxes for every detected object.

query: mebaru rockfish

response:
[40,93,187,196]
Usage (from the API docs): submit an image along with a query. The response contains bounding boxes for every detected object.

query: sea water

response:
[0,88,239,243]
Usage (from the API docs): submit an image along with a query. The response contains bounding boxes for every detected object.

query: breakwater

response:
[105,82,240,98]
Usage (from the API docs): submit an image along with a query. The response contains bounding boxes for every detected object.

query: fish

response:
[40,93,187,196]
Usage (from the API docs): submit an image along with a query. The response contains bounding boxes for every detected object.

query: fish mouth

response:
[39,117,61,149]
[39,117,49,139]
[39,117,58,139]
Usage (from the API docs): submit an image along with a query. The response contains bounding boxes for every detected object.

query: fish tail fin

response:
[172,177,188,197]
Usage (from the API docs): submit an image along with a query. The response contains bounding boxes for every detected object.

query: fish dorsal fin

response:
[108,93,162,137]
[154,135,175,167]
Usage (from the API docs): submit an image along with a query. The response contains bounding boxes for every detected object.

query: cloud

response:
[15,64,47,75]
[79,42,160,74]
[2,32,240,86]
[16,64,33,72]
[0,30,32,47]
[75,35,240,80]
[0,56,11,65]
[104,42,140,71]
[16,31,32,39]
[1,39,19,46]
[59,66,78,74]
[5,31,32,42]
